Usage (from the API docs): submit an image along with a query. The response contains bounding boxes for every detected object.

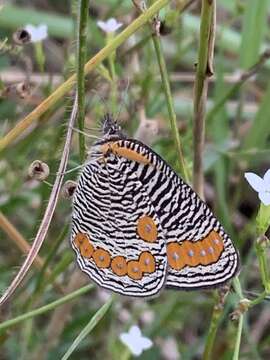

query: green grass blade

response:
[61,296,113,360]
[240,0,268,69]
[0,285,94,333]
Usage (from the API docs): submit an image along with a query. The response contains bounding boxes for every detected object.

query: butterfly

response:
[71,114,239,297]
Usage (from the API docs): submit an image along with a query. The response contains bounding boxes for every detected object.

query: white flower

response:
[97,18,123,33]
[119,325,153,357]
[245,170,270,205]
[25,24,48,43]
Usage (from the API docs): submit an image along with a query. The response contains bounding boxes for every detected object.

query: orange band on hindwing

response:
[101,142,150,165]
[73,232,157,280]
[167,230,224,270]
[111,256,127,276]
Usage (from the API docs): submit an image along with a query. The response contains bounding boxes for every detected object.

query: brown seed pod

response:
[62,180,77,199]
[12,28,31,45]
[28,160,50,181]
[16,82,31,99]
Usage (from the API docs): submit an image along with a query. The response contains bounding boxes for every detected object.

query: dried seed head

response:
[62,180,77,199]
[28,160,50,181]
[256,235,270,248]
[12,28,31,45]
[16,82,31,99]
[159,21,172,36]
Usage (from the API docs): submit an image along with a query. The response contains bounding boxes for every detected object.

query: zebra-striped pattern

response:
[72,149,167,297]
[71,132,239,297]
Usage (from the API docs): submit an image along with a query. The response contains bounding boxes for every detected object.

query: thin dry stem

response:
[0,94,78,306]
[193,0,216,198]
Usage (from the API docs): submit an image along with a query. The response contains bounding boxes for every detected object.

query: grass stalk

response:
[0,0,171,153]
[76,0,89,161]
[61,296,113,360]
[193,0,215,197]
[232,314,243,360]
[152,34,190,182]
[202,291,223,360]
[0,284,93,333]
[134,0,191,182]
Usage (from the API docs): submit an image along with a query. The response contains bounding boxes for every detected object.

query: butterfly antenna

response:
[91,89,110,117]
[70,126,102,140]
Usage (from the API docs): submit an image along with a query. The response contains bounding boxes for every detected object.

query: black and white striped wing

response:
[120,139,239,290]
[71,153,167,297]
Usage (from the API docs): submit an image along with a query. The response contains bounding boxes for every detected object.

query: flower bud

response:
[12,28,31,45]
[62,180,77,199]
[16,82,31,99]
[28,160,50,181]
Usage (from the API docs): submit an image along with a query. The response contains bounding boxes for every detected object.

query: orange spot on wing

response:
[137,215,157,242]
[93,248,111,268]
[111,256,127,276]
[167,243,185,270]
[139,252,155,273]
[81,242,94,258]
[74,233,88,248]
[127,260,143,280]
[182,242,200,267]
[167,231,224,270]
[74,233,94,258]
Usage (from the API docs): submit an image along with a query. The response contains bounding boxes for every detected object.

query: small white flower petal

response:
[25,23,48,42]
[140,337,153,350]
[263,169,270,185]
[244,172,265,192]
[129,325,142,338]
[107,18,122,32]
[97,17,122,33]
[119,325,153,357]
[97,20,108,32]
[258,191,270,206]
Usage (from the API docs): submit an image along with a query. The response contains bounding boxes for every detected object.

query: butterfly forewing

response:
[124,139,239,289]
[71,148,167,297]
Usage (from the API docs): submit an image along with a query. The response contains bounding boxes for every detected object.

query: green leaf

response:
[243,82,270,150]
[240,0,268,69]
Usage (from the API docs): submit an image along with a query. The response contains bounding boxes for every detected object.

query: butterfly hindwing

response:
[107,139,239,290]
[71,149,167,297]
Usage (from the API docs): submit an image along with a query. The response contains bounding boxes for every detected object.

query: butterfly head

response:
[101,113,124,140]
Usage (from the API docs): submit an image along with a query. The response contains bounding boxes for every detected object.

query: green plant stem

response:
[76,0,89,161]
[0,284,93,333]
[250,290,267,307]
[202,292,223,360]
[137,0,190,182]
[256,243,270,293]
[232,277,244,359]
[203,278,243,360]
[0,0,171,152]
[61,296,113,360]
[193,0,215,197]
[152,35,190,182]
[233,313,243,360]
[233,277,244,298]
